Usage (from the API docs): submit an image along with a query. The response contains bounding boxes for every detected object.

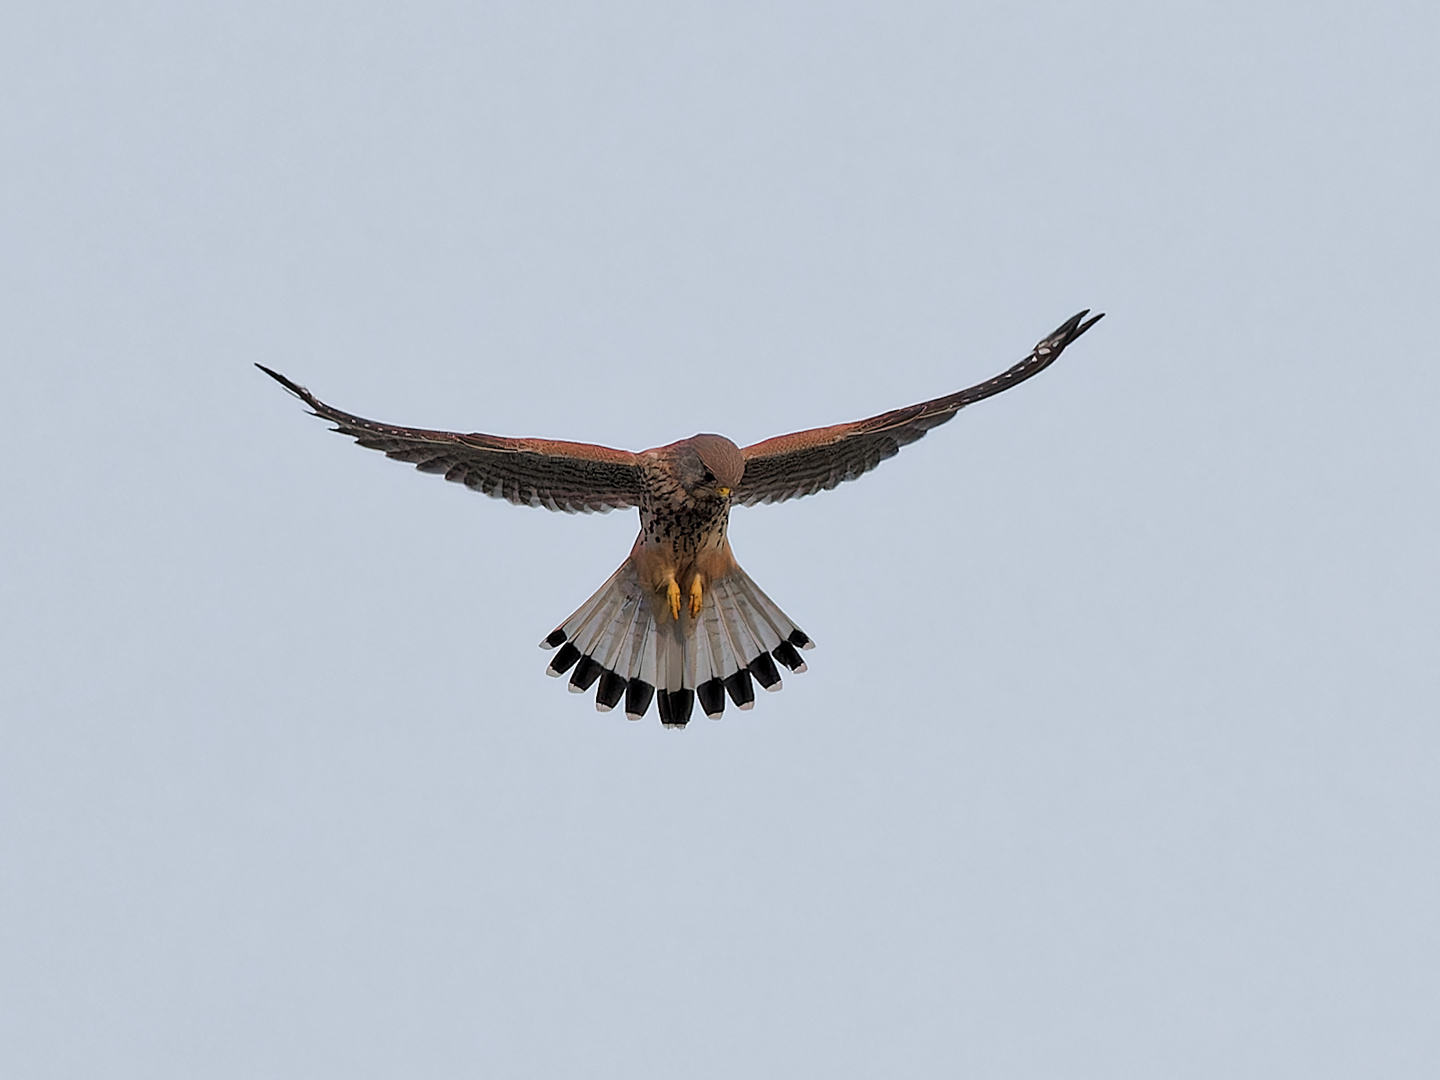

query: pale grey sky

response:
[2,1,1437,1076]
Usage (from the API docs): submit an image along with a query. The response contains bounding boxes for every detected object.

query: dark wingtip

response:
[1072,310,1105,339]
[1051,309,1104,343]
[255,364,328,417]
[255,363,306,396]
[1033,309,1105,363]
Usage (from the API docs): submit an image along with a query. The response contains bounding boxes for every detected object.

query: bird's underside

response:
[259,308,1102,726]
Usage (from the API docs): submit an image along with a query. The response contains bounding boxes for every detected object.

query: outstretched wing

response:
[732,310,1103,506]
[257,366,646,513]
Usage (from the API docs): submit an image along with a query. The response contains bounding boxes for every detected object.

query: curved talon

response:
[666,579,681,621]
[688,575,704,617]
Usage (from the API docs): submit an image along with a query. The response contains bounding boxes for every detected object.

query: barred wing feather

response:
[257,366,645,513]
[733,310,1103,506]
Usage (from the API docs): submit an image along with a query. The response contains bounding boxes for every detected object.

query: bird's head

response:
[681,434,744,499]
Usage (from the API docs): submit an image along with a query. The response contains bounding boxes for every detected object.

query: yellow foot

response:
[666,579,681,621]
[688,575,704,617]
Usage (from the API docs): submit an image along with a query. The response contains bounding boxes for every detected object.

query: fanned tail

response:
[539,559,814,727]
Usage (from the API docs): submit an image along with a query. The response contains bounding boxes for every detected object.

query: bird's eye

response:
[701,469,716,484]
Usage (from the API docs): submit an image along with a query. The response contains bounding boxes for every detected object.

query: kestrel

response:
[260,309,1102,726]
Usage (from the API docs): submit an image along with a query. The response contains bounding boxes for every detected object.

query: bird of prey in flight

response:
[259,309,1102,727]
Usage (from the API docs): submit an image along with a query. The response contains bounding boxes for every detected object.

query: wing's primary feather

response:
[256,366,646,513]
[733,310,1102,506]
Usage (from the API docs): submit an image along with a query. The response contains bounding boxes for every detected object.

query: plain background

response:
[2,1,1437,1076]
